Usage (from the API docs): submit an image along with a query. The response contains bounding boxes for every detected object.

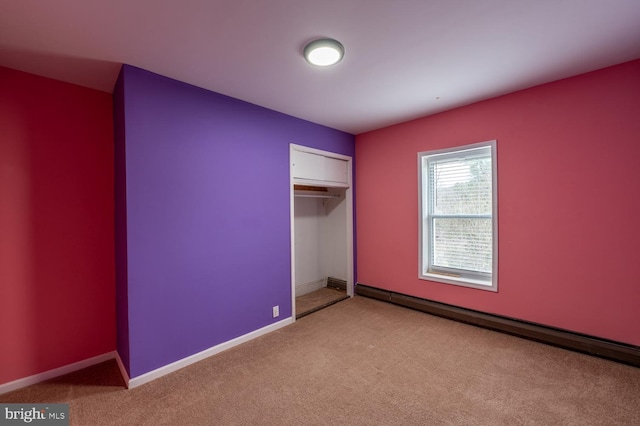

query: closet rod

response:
[294,194,340,199]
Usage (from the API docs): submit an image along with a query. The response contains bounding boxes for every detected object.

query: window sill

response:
[419,272,497,292]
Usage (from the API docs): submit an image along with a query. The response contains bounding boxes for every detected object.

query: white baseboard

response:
[295,278,326,296]
[128,316,294,389]
[114,352,130,388]
[0,318,294,394]
[0,351,117,395]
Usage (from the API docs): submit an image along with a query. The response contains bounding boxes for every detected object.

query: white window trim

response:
[418,140,498,292]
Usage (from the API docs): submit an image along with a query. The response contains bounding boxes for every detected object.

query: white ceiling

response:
[2,0,640,134]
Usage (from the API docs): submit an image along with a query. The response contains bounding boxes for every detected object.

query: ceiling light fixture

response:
[303,38,344,67]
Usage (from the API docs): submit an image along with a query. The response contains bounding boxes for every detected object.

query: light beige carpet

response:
[2,296,639,425]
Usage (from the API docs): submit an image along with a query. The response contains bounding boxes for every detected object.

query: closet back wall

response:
[294,193,349,295]
[294,197,325,293]
[115,65,354,379]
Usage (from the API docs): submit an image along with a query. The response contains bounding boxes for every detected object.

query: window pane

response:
[429,156,492,215]
[431,217,492,273]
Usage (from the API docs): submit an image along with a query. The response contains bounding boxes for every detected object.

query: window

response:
[418,141,497,291]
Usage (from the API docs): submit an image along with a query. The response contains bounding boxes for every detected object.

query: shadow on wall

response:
[0,46,122,93]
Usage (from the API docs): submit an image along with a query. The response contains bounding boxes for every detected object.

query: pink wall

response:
[0,67,116,385]
[356,59,640,346]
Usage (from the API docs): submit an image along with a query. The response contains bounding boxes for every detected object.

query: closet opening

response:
[290,145,354,319]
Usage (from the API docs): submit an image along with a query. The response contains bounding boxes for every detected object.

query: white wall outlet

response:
[272,305,279,318]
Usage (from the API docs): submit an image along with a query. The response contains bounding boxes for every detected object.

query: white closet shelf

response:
[294,193,341,199]
[292,178,349,188]
[293,184,343,206]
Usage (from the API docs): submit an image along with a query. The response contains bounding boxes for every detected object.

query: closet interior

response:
[290,145,353,318]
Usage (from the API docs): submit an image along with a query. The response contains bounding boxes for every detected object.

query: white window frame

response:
[418,140,498,292]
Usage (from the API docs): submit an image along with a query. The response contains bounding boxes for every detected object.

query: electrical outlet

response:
[272,305,279,318]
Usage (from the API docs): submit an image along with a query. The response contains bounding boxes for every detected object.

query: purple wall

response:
[114,65,354,378]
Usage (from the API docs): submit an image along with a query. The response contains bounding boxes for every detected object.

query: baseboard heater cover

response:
[355,284,640,368]
[327,277,347,291]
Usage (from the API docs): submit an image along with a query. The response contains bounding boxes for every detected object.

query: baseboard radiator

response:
[356,284,640,368]
[327,277,347,291]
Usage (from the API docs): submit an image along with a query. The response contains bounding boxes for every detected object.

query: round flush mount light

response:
[303,38,344,67]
